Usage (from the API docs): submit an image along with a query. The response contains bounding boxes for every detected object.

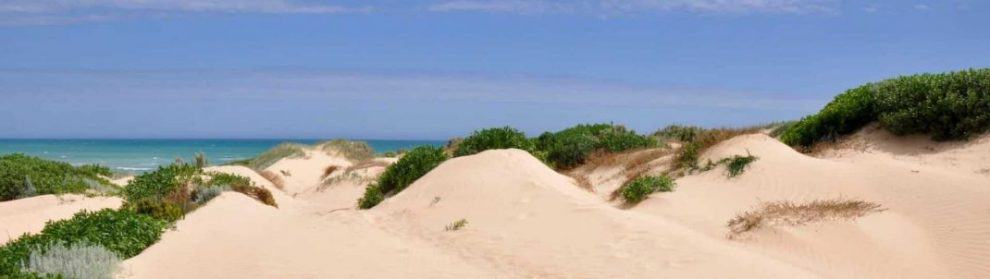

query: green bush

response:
[358,146,447,209]
[536,124,656,169]
[782,68,990,147]
[620,175,675,204]
[453,127,536,157]
[122,164,201,221]
[0,154,116,201]
[0,209,167,277]
[357,183,384,209]
[725,155,758,177]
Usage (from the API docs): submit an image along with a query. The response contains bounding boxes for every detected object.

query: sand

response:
[2,133,979,278]
[0,194,122,245]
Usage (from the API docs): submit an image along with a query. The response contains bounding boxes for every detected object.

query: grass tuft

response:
[727,199,883,238]
[445,219,469,231]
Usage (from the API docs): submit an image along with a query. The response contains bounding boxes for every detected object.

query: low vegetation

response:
[781,68,990,148]
[619,175,675,204]
[318,140,375,162]
[123,164,276,221]
[0,154,117,201]
[453,127,538,157]
[445,219,469,231]
[727,199,883,238]
[0,209,168,277]
[358,146,448,209]
[536,124,657,170]
[22,242,121,279]
[724,155,758,177]
[661,126,761,171]
[228,143,306,170]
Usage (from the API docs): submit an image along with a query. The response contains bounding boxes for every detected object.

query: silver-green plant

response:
[23,242,121,279]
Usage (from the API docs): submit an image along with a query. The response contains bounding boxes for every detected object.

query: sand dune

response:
[105,133,990,278]
[0,194,121,245]
[635,133,990,278]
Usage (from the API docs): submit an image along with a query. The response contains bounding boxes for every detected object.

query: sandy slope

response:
[0,194,122,245]
[634,133,990,278]
[115,134,990,278]
[263,150,353,196]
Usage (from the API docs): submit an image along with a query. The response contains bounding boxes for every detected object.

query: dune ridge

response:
[3,131,988,278]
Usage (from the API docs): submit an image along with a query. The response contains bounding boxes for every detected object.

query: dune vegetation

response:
[0,154,117,202]
[781,68,990,148]
[227,143,307,170]
[0,158,280,278]
[359,146,447,209]
[0,209,168,278]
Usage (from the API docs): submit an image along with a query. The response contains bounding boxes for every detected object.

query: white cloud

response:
[428,0,841,15]
[0,0,371,25]
[913,4,930,10]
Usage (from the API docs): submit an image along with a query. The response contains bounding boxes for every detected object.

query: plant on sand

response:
[357,146,447,209]
[0,154,116,201]
[619,175,675,204]
[453,127,537,157]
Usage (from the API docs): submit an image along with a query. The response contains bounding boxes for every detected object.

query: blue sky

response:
[1,0,987,139]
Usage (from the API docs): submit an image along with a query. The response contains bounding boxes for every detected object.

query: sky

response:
[0,0,988,140]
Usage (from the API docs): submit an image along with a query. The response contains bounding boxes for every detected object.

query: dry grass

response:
[318,140,374,162]
[259,170,285,190]
[230,184,278,208]
[727,199,884,238]
[567,173,594,191]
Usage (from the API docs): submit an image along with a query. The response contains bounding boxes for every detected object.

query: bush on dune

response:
[781,68,990,147]
[122,164,201,221]
[23,242,121,279]
[620,175,675,204]
[123,164,277,221]
[358,146,447,209]
[0,154,117,201]
[536,124,657,170]
[0,209,167,277]
[453,127,537,157]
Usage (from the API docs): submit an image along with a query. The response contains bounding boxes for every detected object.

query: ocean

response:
[0,139,444,173]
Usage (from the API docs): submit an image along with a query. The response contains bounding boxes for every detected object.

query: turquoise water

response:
[0,139,443,172]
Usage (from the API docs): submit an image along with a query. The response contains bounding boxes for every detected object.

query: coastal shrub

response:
[358,146,447,208]
[0,209,167,277]
[535,124,656,170]
[725,155,758,177]
[782,68,990,147]
[0,154,116,201]
[357,183,384,209]
[319,140,375,162]
[23,242,121,279]
[620,175,675,204]
[122,164,201,221]
[453,127,536,157]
